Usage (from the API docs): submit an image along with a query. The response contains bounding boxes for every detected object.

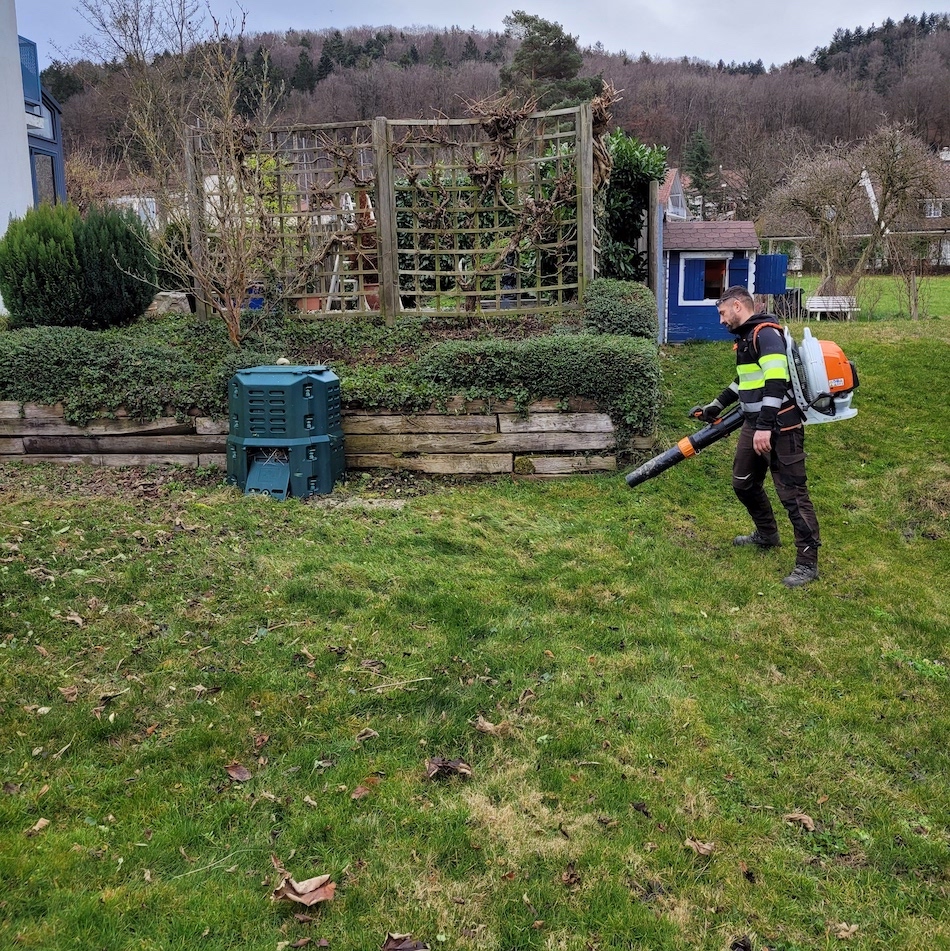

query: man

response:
[701,285,820,588]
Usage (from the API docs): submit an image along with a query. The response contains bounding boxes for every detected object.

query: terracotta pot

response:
[296,295,323,313]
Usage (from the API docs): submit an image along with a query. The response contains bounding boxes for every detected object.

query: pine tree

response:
[315,48,333,81]
[428,35,449,69]
[461,35,480,61]
[291,49,317,93]
[682,128,719,220]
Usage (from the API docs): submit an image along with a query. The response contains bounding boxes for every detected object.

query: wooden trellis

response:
[186,103,597,322]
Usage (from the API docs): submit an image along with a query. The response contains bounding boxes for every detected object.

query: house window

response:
[924,200,943,219]
[32,153,56,204]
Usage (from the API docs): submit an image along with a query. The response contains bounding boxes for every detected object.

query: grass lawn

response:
[1,319,949,951]
[786,274,950,320]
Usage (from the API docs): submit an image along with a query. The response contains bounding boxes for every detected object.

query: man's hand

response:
[700,401,723,422]
[753,429,772,456]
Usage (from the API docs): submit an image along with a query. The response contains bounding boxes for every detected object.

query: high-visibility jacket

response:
[715,314,802,432]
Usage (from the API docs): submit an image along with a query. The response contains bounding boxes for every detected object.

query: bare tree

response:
[852,123,939,298]
[761,123,939,298]
[761,142,866,293]
[76,0,311,344]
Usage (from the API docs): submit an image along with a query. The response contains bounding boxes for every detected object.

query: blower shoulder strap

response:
[750,321,784,356]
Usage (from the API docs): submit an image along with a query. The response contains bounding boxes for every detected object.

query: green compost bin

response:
[226,365,345,499]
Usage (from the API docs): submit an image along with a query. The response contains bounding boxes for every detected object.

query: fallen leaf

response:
[739,860,756,883]
[833,923,859,940]
[561,861,582,888]
[425,757,472,781]
[25,817,50,837]
[631,801,652,818]
[272,873,337,907]
[65,610,84,627]
[685,838,715,856]
[355,728,379,743]
[35,645,50,658]
[784,811,816,832]
[381,933,429,951]
[291,939,312,948]
[303,796,319,808]
[817,794,830,805]
[255,733,270,750]
[59,685,79,702]
[473,714,513,737]
[351,785,372,800]
[225,762,252,782]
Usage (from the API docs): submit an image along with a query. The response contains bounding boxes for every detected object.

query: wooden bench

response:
[804,295,860,320]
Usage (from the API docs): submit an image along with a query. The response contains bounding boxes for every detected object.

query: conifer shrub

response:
[0,203,84,327]
[582,278,657,338]
[0,203,156,330]
[74,205,157,328]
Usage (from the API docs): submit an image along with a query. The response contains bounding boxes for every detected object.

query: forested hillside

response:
[44,11,950,192]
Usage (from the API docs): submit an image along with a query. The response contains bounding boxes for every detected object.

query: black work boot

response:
[782,563,819,588]
[733,529,782,548]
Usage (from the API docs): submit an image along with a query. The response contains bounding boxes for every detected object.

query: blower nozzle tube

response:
[624,406,745,489]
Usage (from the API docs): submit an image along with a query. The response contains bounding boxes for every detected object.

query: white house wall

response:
[0,0,37,312]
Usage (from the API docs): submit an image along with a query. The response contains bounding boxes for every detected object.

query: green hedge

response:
[0,322,273,425]
[582,278,657,338]
[0,318,660,437]
[416,333,660,436]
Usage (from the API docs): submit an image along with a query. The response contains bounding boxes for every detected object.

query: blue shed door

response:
[753,254,788,295]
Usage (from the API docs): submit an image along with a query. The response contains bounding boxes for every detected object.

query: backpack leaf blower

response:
[625,325,858,489]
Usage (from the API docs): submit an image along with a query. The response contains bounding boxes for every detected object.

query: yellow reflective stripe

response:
[737,362,764,389]
[760,353,789,381]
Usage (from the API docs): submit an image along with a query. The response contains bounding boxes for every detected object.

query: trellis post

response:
[373,117,399,327]
[577,102,596,300]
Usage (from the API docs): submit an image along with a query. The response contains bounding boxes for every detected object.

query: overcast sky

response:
[14,0,926,68]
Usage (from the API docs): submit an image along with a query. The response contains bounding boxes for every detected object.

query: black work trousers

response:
[732,421,820,565]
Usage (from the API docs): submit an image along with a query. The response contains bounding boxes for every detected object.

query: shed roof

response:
[663,220,759,251]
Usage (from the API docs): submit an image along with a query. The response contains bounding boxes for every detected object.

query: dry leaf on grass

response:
[25,817,50,837]
[381,934,429,951]
[425,757,472,781]
[784,811,816,831]
[833,923,859,940]
[685,837,715,856]
[473,714,513,737]
[355,728,379,743]
[272,873,337,907]
[225,762,252,782]
[58,685,79,702]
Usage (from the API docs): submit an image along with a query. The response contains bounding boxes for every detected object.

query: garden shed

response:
[660,220,787,342]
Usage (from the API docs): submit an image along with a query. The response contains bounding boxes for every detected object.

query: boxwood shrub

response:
[582,277,657,338]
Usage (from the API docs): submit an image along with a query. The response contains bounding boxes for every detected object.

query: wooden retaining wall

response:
[0,399,651,478]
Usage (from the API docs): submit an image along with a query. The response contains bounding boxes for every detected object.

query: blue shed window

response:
[19,37,41,111]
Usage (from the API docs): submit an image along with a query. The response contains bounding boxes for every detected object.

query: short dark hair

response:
[716,285,754,308]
